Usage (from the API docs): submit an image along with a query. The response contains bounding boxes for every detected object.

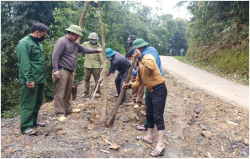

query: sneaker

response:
[71,109,81,113]
[133,104,139,109]
[57,116,68,122]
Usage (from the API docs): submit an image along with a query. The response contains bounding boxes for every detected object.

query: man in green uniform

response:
[17,22,49,135]
[80,32,103,98]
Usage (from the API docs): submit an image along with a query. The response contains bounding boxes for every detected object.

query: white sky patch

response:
[137,0,192,20]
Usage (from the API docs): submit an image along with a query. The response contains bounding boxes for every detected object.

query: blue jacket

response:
[133,46,164,76]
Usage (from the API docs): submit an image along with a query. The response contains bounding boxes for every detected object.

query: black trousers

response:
[146,83,167,131]
[115,73,127,105]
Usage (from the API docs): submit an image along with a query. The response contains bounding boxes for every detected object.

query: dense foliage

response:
[1,1,188,118]
[178,1,249,81]
[186,1,249,44]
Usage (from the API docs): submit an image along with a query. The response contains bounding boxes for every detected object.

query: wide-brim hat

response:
[65,25,83,36]
[132,38,148,48]
[105,48,115,58]
[88,32,99,40]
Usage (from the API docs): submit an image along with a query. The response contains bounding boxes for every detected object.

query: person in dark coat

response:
[98,48,131,105]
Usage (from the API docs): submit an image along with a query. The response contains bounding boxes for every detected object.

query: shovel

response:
[90,70,104,103]
[108,56,136,126]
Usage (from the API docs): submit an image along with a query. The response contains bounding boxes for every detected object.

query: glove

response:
[132,69,137,76]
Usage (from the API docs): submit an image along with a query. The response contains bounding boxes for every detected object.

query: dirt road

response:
[1,69,249,158]
[160,56,249,109]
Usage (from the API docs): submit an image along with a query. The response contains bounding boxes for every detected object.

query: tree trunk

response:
[77,1,89,43]
[71,1,89,100]
[98,1,108,127]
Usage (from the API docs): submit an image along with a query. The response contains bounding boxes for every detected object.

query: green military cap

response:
[65,25,83,36]
[132,38,148,48]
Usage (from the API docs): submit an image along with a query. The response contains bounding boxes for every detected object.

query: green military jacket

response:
[82,41,103,68]
[17,35,47,84]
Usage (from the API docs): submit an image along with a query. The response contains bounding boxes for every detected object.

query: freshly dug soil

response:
[1,70,249,158]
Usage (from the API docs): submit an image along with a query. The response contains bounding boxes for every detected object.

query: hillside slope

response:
[186,42,249,84]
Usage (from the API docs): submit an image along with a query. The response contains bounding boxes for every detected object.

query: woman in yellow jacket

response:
[123,49,167,157]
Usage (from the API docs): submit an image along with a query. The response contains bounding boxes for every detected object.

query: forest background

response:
[1,1,248,118]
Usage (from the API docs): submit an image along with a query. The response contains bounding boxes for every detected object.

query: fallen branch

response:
[146,144,154,150]
[163,140,169,145]
[102,138,119,150]
[99,149,110,154]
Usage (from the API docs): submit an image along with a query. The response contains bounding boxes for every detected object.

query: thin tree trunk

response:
[77,1,89,43]
[98,1,108,127]
[71,1,89,100]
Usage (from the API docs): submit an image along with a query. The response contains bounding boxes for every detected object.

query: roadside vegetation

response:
[1,1,188,118]
[175,1,249,85]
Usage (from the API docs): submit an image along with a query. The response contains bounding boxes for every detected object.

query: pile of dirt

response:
[1,70,249,158]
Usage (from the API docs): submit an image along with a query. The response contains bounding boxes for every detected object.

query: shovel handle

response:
[91,70,104,103]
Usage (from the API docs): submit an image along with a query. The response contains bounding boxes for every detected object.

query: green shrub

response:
[106,40,126,56]
[1,80,21,118]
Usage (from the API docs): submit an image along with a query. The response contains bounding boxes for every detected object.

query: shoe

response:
[114,94,119,97]
[133,104,139,108]
[57,116,68,122]
[95,93,101,98]
[136,125,147,131]
[34,122,46,127]
[71,109,81,113]
[24,129,37,135]
[150,147,165,157]
[80,94,88,98]
[136,136,152,144]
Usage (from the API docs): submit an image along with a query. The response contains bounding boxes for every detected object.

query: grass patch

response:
[183,39,249,85]
[175,55,249,85]
[1,105,20,119]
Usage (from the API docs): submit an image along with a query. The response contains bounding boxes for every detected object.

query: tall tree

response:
[186,1,249,45]
[168,18,188,55]
[77,1,89,43]
[1,1,67,85]
[98,1,108,127]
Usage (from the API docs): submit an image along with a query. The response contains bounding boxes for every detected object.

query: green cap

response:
[65,25,83,36]
[105,48,115,58]
[132,38,148,48]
